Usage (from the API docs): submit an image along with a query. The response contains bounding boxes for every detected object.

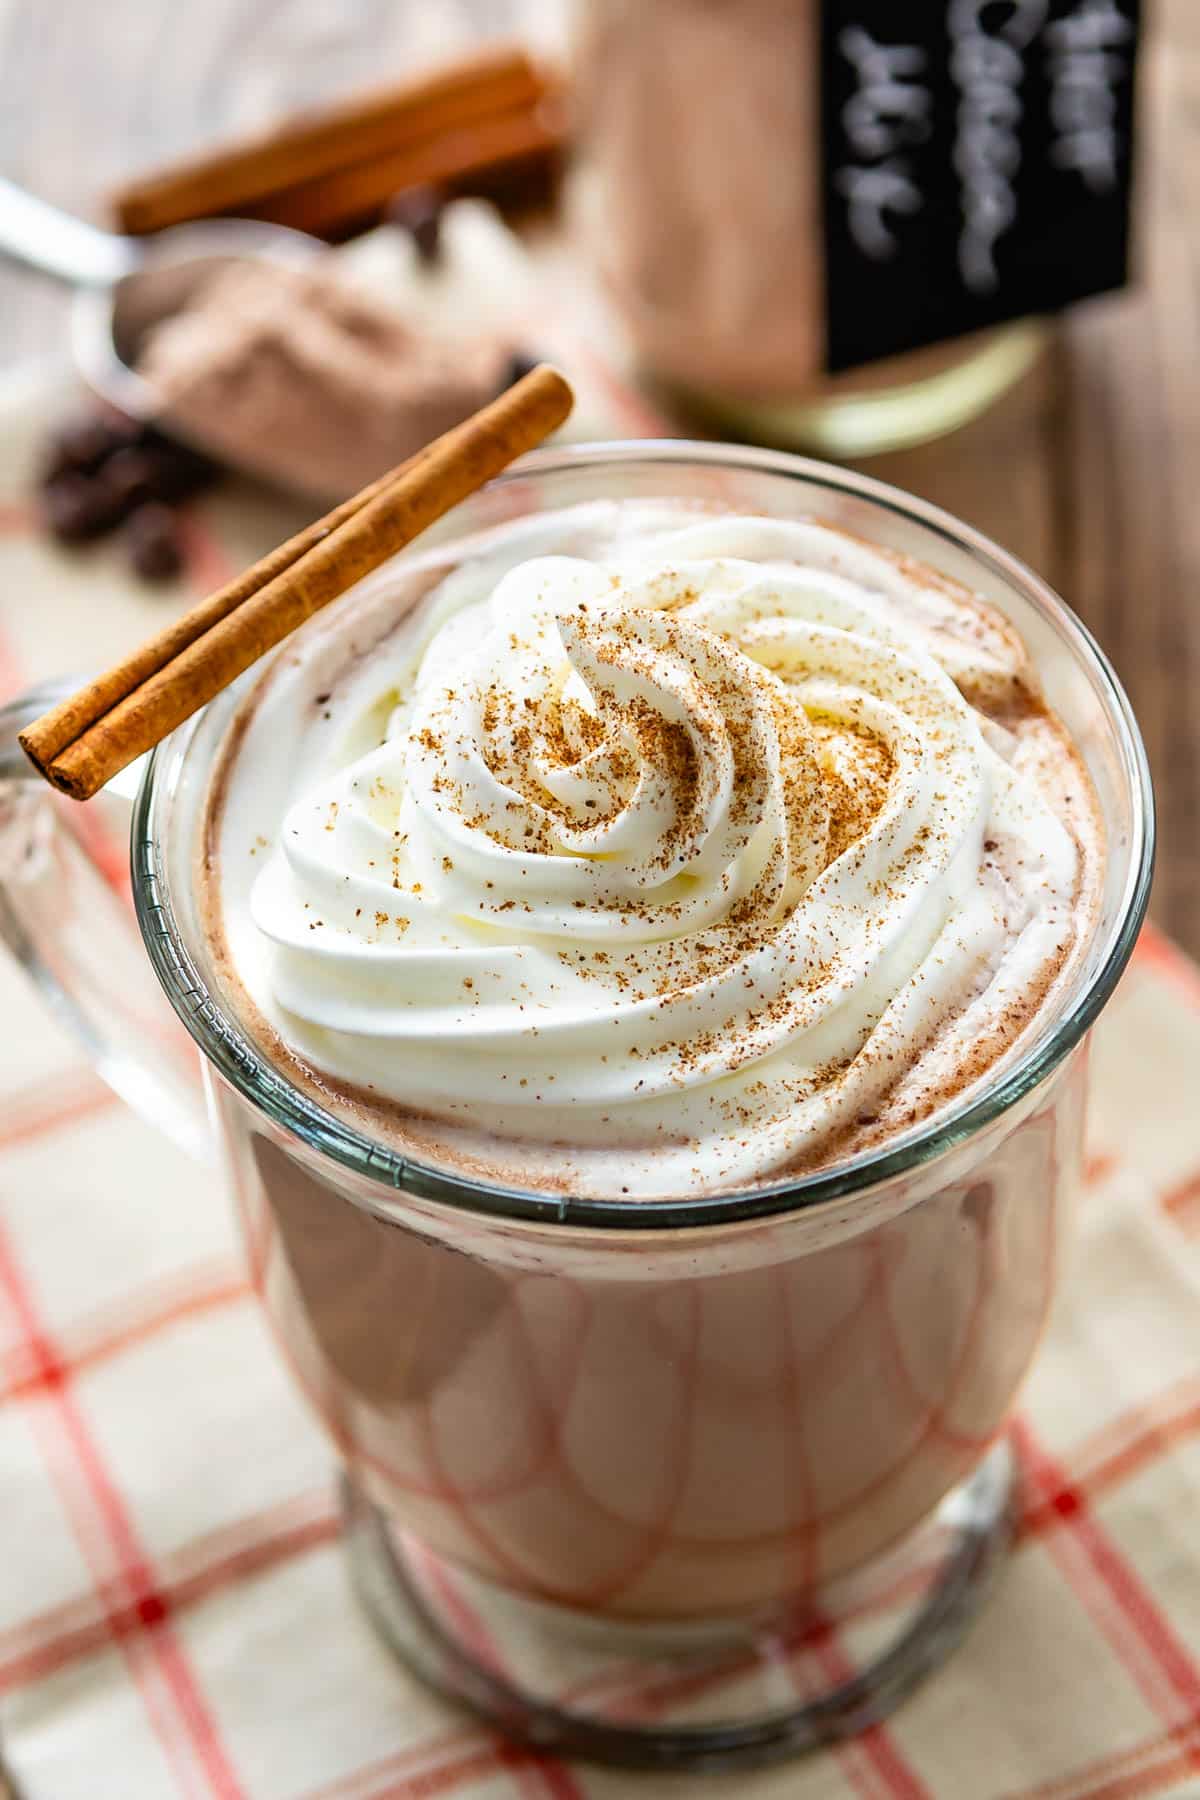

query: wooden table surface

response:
[0,0,1194,956]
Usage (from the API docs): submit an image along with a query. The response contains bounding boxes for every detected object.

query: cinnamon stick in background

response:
[242,95,566,239]
[110,43,550,236]
[20,366,574,802]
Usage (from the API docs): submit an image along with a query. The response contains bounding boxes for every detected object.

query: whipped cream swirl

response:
[220,509,1091,1196]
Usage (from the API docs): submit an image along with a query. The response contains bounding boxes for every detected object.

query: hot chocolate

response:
[2,442,1145,1753]
[202,500,1102,1200]
[183,470,1128,1661]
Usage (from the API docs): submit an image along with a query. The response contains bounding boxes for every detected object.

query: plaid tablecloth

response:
[2,361,1200,1799]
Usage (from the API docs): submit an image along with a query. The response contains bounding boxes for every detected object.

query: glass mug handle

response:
[0,680,213,1166]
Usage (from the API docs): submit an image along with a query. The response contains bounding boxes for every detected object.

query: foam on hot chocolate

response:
[201,501,1103,1199]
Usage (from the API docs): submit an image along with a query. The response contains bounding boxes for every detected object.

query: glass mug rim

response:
[132,440,1155,1233]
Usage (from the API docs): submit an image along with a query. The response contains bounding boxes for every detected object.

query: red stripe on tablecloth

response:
[63,794,135,898]
[315,1557,929,1799]
[0,1068,120,1150]
[1066,1747,1199,1800]
[1063,1375,1200,1484]
[0,1485,334,1688]
[805,1624,932,1800]
[176,508,238,595]
[1133,921,1200,1013]
[412,1549,586,1800]
[0,618,27,703]
[0,1050,194,1162]
[0,1260,248,1405]
[12,1227,1189,1724]
[284,1718,482,1800]
[1162,1169,1200,1226]
[1084,1151,1120,1188]
[1008,1716,1200,1799]
[304,1734,582,1800]
[0,1221,246,1798]
[1014,1420,1200,1746]
[1021,1380,1200,1541]
[9,1371,1198,1711]
[517,1757,587,1800]
[0,1179,1194,1770]
[361,1741,569,1800]
[7,1381,1191,1784]
[0,1500,338,1695]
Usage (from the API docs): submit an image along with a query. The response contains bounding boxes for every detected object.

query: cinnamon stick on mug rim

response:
[111,44,548,236]
[22,456,430,773]
[19,365,574,802]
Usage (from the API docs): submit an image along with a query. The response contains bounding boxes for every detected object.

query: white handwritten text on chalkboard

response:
[821,0,1141,371]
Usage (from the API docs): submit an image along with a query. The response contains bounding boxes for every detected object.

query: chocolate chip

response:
[126,503,183,583]
[385,184,444,263]
[136,437,219,502]
[41,409,140,482]
[39,409,218,541]
[500,348,543,392]
[40,471,124,543]
[100,446,157,511]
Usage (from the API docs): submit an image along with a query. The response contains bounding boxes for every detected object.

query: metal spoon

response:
[0,176,321,424]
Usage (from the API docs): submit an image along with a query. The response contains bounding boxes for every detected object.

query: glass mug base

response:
[342,1436,1018,1772]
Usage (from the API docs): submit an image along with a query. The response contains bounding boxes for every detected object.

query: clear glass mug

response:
[0,446,1153,1770]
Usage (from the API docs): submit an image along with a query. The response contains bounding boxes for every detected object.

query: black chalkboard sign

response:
[820,0,1142,373]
